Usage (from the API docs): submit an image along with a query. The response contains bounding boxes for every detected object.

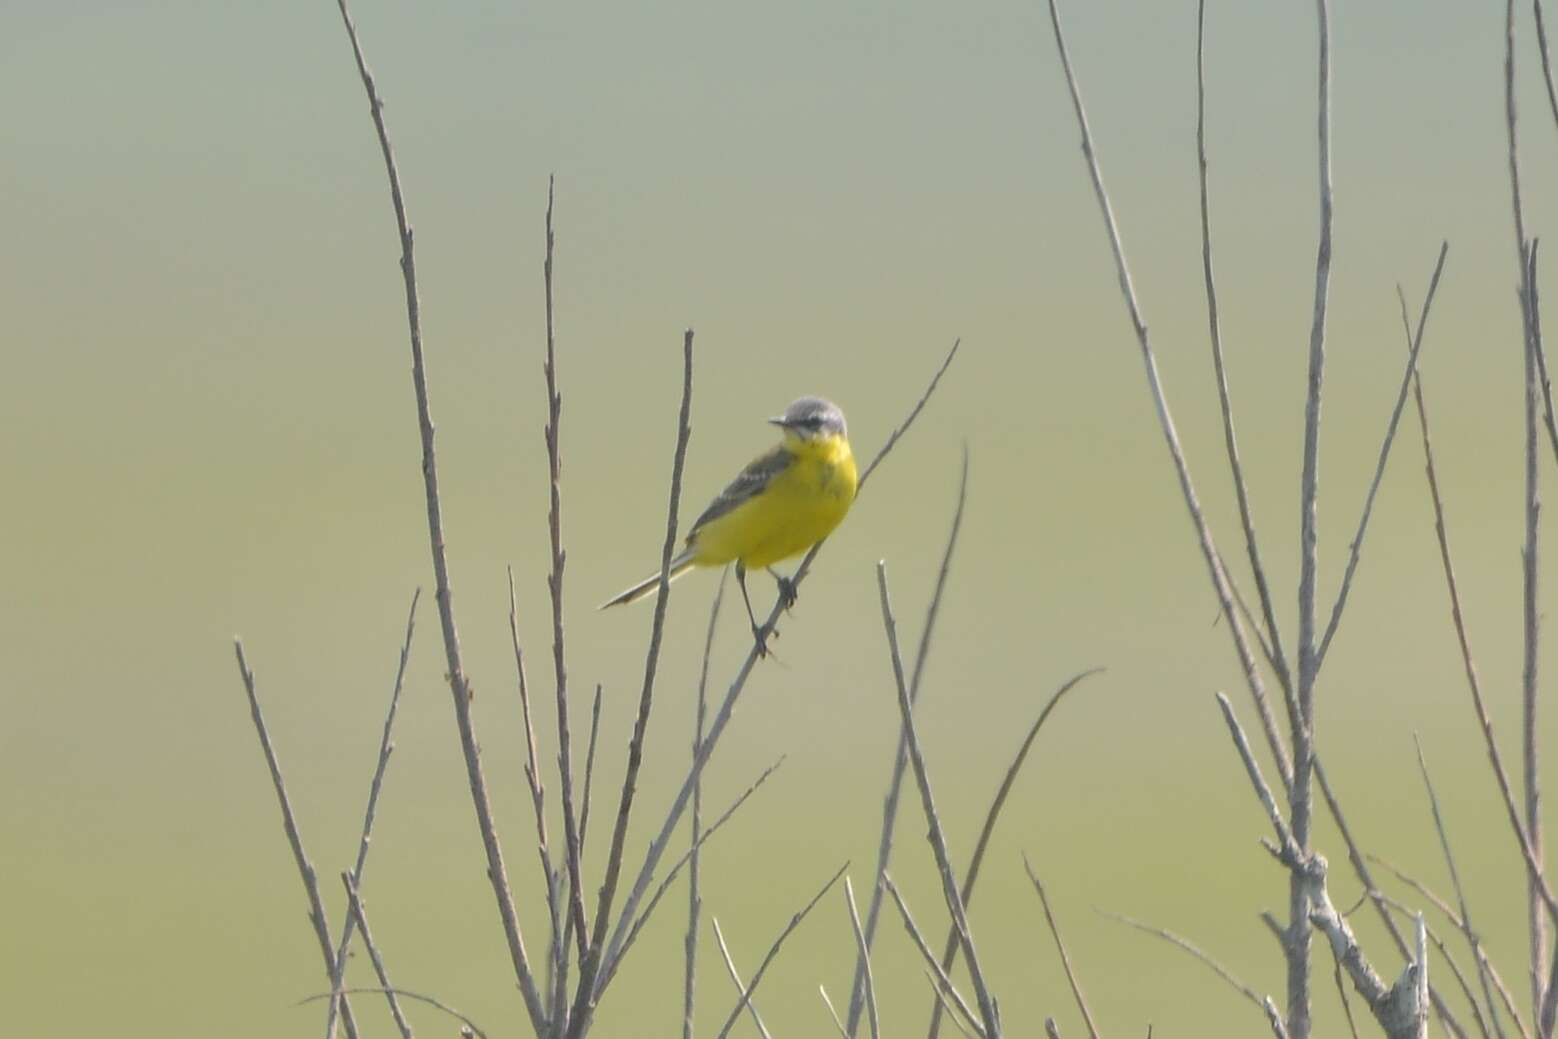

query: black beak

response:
[768,416,789,428]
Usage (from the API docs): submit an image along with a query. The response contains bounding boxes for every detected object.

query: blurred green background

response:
[6,1,1558,1035]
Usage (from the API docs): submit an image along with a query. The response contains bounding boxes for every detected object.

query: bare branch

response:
[821,986,852,1039]
[567,330,695,1038]
[686,572,727,1039]
[1100,909,1286,1039]
[507,568,564,1011]
[232,641,361,1039]
[1414,736,1507,1039]
[1042,0,1293,797]
[341,873,414,1039]
[1024,857,1100,1039]
[1504,0,1548,1011]
[844,877,880,1039]
[1195,0,1291,698]
[601,757,786,993]
[1315,758,1471,1039]
[713,862,849,1039]
[300,988,487,1039]
[878,563,1000,1036]
[859,446,970,1039]
[711,918,772,1039]
[539,176,591,985]
[327,591,420,1032]
[327,0,548,1027]
[1315,243,1449,668]
[882,873,986,1039]
[926,668,1102,1038]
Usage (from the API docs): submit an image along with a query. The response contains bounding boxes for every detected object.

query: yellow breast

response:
[691,435,857,569]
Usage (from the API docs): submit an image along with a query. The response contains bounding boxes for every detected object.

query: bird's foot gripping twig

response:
[768,568,799,612]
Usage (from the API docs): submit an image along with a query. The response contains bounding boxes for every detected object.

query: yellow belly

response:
[690,443,857,569]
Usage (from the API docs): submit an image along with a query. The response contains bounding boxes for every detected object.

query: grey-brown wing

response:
[688,445,791,538]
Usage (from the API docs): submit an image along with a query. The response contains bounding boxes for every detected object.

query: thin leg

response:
[766,567,798,611]
[736,563,773,656]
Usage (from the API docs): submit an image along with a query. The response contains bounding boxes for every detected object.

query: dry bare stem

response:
[1315,243,1447,669]
[326,590,420,1033]
[878,563,1000,1036]
[1505,0,1548,1016]
[340,873,413,1039]
[713,862,848,1039]
[882,872,986,1039]
[232,642,362,1039]
[1415,736,1507,1039]
[327,0,548,1027]
[1194,0,1289,696]
[566,330,695,1038]
[541,177,591,982]
[858,446,969,1039]
[1023,856,1100,1039]
[601,756,786,993]
[1041,0,1293,802]
[711,918,772,1039]
[926,668,1101,1038]
[1099,909,1287,1039]
[686,572,727,1039]
[301,988,488,1039]
[844,877,880,1039]
[1315,758,1471,1039]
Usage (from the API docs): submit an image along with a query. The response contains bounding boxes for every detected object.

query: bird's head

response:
[769,396,848,443]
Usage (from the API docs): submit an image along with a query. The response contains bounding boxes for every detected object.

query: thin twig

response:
[540,177,590,982]
[844,877,880,1039]
[929,973,979,1039]
[601,757,786,993]
[1316,757,1471,1039]
[328,0,548,1028]
[878,563,1000,1036]
[714,863,849,1039]
[1372,855,1527,1039]
[1415,735,1506,1039]
[858,445,970,1039]
[1375,896,1495,1039]
[1288,1,1337,1031]
[233,642,362,1039]
[341,873,414,1039]
[1100,909,1287,1039]
[300,988,487,1039]
[1398,279,1558,927]
[1315,242,1449,668]
[1505,0,1548,1015]
[1215,693,1299,863]
[711,918,772,1039]
[821,986,851,1039]
[599,339,961,992]
[686,572,726,1039]
[1536,0,1558,136]
[327,591,420,1033]
[508,568,563,1017]
[1332,946,1362,1039]
[567,330,695,1038]
[580,682,604,858]
[1195,0,1290,699]
[1024,856,1100,1039]
[926,668,1102,1038]
[1042,0,1293,797]
[882,873,986,1039]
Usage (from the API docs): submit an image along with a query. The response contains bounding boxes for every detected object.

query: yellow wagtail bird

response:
[600,396,858,652]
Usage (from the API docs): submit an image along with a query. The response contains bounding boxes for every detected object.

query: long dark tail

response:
[598,549,699,609]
